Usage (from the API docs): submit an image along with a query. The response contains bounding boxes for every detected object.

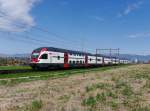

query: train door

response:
[48,52,52,63]
[64,52,69,68]
[85,55,88,66]
[49,54,52,63]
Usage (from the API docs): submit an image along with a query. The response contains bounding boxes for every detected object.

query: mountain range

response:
[0,53,30,58]
[0,53,150,62]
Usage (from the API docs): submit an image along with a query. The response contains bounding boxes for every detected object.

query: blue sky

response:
[0,0,150,55]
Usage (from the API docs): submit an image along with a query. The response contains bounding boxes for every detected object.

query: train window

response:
[40,54,48,59]
[32,53,39,59]
[97,59,101,61]
[57,56,60,60]
[69,61,72,64]
[80,61,82,64]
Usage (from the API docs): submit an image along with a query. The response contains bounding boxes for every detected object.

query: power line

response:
[0,31,47,46]
[0,31,82,50]
[0,11,81,45]
[0,18,82,51]
[32,25,80,43]
[0,11,87,51]
[24,30,80,46]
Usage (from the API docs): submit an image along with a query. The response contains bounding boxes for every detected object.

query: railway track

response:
[0,68,87,74]
[0,67,103,74]
[0,69,34,74]
[0,67,76,74]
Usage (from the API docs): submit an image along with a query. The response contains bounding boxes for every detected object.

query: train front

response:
[30,49,41,69]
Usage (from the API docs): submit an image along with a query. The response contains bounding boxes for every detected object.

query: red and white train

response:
[30,47,130,69]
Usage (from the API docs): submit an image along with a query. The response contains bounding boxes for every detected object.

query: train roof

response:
[34,47,94,56]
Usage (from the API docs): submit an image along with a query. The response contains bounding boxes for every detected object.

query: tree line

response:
[0,57,30,66]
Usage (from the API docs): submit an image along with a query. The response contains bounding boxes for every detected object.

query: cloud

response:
[128,32,150,39]
[91,16,104,22]
[0,0,41,32]
[118,0,143,17]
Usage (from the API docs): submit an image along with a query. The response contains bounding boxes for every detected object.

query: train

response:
[30,47,131,70]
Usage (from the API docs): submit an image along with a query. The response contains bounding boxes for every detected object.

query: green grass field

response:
[0,65,129,86]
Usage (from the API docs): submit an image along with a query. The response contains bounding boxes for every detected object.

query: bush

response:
[82,96,96,106]
[31,100,43,111]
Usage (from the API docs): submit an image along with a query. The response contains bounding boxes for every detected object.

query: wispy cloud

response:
[128,32,150,39]
[91,16,104,22]
[118,0,143,17]
[0,0,41,32]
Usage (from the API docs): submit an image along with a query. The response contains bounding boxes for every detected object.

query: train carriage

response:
[30,47,93,69]
[30,47,130,70]
[103,56,112,65]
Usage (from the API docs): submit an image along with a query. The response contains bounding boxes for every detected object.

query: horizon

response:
[1,50,150,56]
[0,0,150,55]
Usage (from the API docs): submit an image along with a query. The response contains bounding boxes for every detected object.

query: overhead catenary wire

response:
[0,11,81,45]
[0,31,47,46]
[0,11,88,52]
[0,28,94,54]
[0,30,82,50]
[24,30,81,46]
[0,24,80,48]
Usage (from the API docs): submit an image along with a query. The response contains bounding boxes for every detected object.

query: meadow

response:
[0,64,150,111]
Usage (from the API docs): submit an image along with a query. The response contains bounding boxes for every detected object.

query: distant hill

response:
[119,54,150,62]
[0,53,10,57]
[11,54,30,58]
[0,53,30,58]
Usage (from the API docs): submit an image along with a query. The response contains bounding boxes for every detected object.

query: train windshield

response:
[31,53,39,59]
